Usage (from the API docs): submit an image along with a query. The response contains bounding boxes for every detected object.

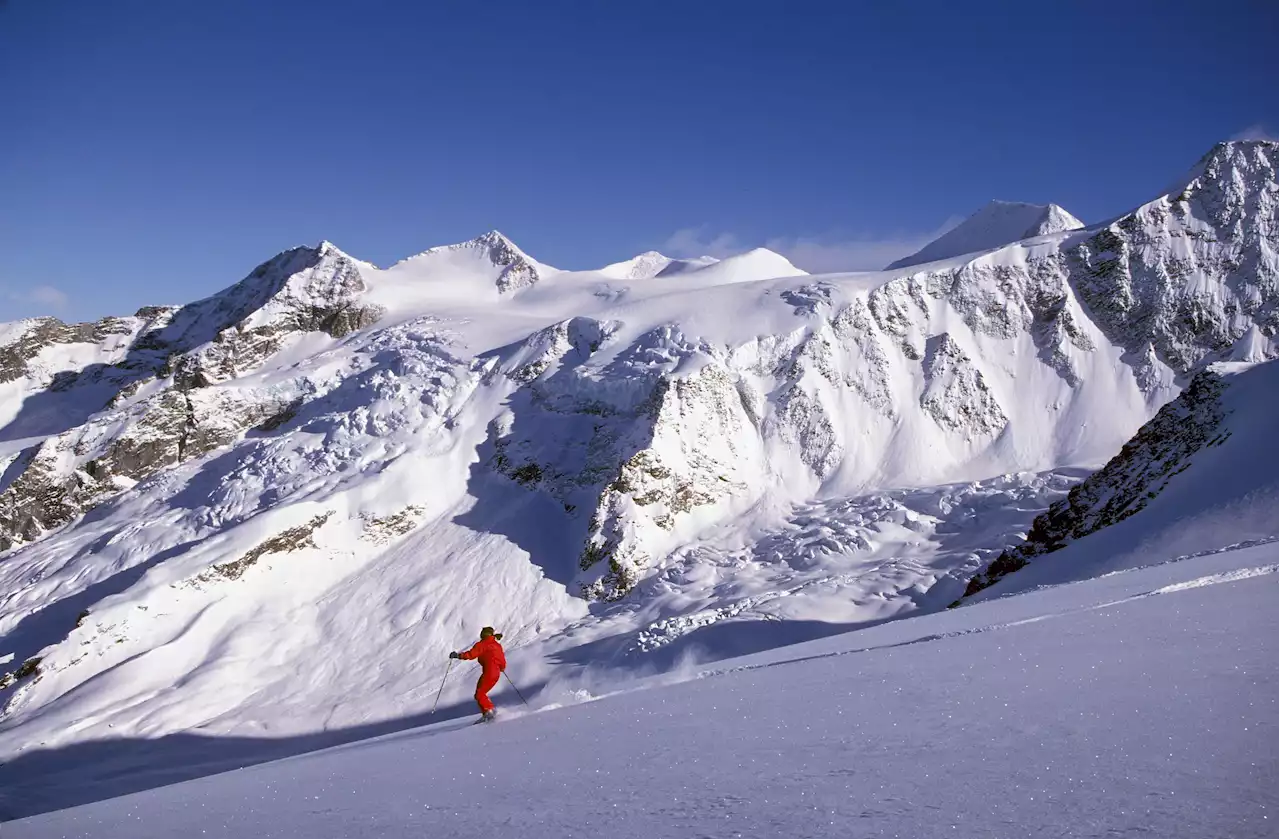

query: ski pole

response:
[431,659,455,714]
[503,671,529,706]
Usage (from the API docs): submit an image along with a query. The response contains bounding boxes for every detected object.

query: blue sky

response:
[1,0,1275,322]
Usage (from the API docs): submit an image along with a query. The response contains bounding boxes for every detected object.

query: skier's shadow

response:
[0,681,552,823]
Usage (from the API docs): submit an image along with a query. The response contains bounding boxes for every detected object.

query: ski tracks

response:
[693,557,1278,683]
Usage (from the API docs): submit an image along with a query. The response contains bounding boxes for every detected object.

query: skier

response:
[450,626,506,723]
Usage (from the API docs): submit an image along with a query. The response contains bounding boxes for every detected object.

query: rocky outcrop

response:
[578,365,754,600]
[0,316,144,385]
[195,512,333,582]
[0,385,304,551]
[920,334,1007,437]
[957,367,1234,598]
[0,242,383,553]
[169,244,382,389]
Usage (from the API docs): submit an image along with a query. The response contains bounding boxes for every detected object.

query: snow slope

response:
[0,140,1275,788]
[4,542,1274,837]
[887,200,1084,269]
[961,359,1278,599]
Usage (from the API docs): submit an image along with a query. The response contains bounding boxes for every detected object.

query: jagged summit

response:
[1163,139,1279,230]
[396,229,525,264]
[468,229,524,257]
[888,200,1085,270]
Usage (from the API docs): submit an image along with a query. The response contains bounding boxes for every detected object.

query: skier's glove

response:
[449,651,460,659]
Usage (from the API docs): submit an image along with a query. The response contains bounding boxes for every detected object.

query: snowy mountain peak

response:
[600,251,675,279]
[1167,139,1278,225]
[391,230,545,293]
[703,247,806,280]
[470,228,522,254]
[887,200,1084,269]
[599,251,728,280]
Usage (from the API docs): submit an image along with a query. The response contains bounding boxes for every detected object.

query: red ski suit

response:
[458,636,506,713]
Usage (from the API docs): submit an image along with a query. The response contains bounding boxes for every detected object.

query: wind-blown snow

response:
[887,200,1084,269]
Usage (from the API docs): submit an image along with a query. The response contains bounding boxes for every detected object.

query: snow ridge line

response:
[693,560,1278,681]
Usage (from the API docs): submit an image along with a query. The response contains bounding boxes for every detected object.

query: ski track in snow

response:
[696,553,1279,682]
[1150,563,1277,593]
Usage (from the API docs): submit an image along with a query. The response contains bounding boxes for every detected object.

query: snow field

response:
[5,542,1275,838]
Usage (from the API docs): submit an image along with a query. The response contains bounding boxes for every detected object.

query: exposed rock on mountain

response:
[957,358,1274,599]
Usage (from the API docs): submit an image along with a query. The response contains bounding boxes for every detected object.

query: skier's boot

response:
[475,709,498,725]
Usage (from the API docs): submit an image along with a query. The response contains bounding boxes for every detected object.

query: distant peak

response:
[738,246,786,259]
[599,251,675,280]
[887,201,1083,270]
[714,247,807,277]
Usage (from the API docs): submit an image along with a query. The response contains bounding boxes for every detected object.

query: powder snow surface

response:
[5,542,1275,838]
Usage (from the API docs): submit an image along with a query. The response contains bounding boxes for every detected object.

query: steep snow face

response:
[0,142,1275,761]
[888,200,1085,269]
[961,359,1278,599]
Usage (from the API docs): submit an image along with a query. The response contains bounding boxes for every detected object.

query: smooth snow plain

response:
[5,541,1275,839]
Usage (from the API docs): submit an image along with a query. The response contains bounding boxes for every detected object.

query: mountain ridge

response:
[0,140,1274,762]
